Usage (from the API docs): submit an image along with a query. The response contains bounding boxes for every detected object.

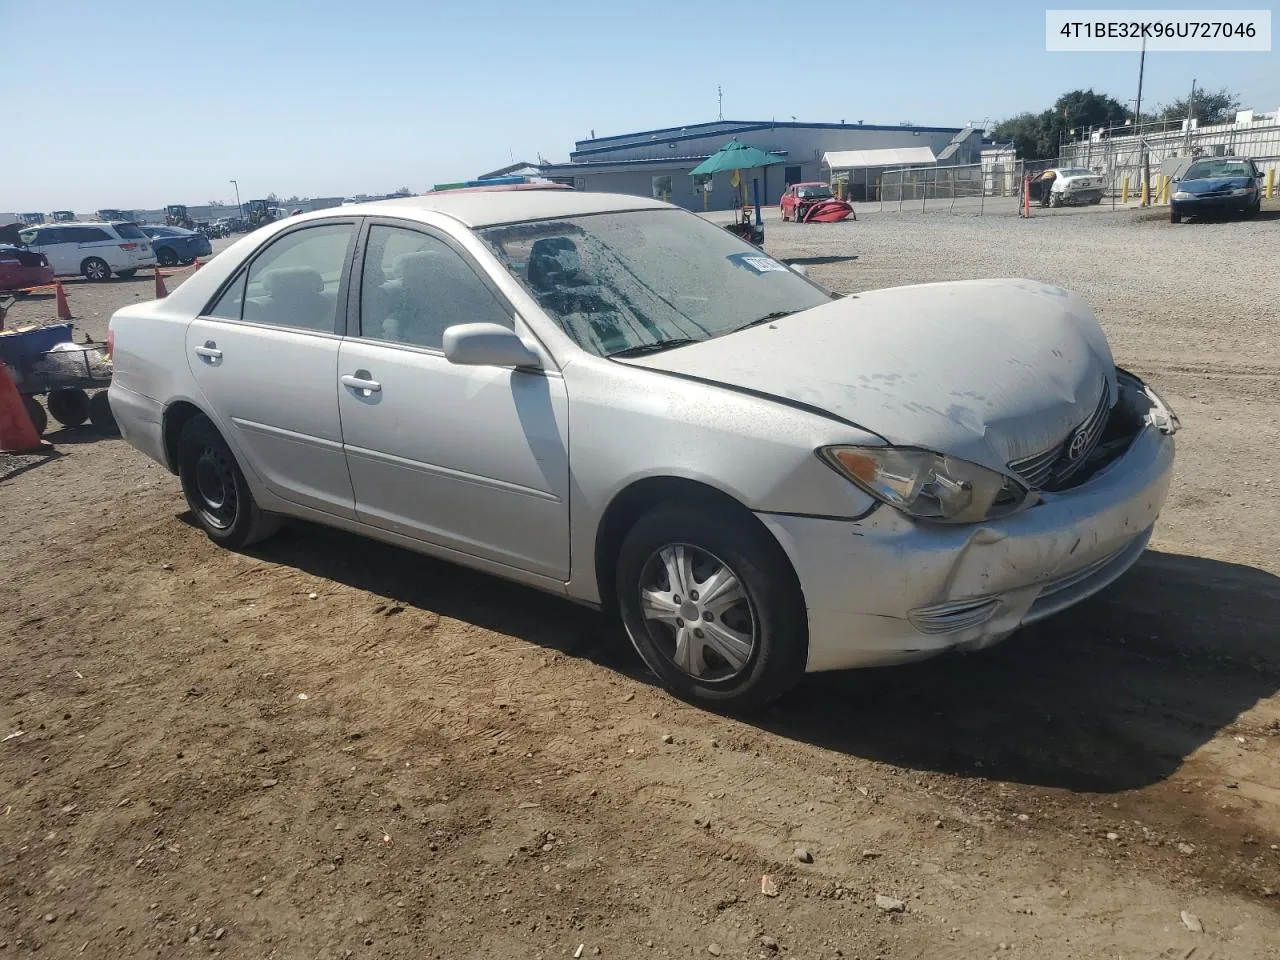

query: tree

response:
[207,200,222,208]
[1157,87,1239,125]
[992,89,1132,160]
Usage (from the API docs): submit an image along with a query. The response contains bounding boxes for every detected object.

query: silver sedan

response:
[108,190,1177,709]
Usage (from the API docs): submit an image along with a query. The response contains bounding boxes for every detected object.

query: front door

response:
[337,221,570,579]
[186,220,359,518]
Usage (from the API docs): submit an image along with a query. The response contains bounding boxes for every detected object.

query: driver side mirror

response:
[443,323,543,369]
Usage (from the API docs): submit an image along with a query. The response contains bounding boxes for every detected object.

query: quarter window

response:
[358,225,511,349]
[237,223,354,332]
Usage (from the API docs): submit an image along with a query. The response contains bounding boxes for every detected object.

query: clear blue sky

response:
[5,0,1276,210]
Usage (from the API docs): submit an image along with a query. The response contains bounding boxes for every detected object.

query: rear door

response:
[27,227,75,274]
[336,219,570,578]
[186,219,360,518]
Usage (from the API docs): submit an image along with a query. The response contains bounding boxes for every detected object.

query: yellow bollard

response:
[1121,176,1129,204]
[1140,176,1150,206]
[1162,176,1172,204]
[1267,166,1276,200]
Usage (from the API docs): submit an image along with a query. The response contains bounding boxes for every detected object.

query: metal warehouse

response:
[535,120,983,211]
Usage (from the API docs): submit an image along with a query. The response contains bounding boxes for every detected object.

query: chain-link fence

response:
[826,114,1280,216]
[1058,116,1280,201]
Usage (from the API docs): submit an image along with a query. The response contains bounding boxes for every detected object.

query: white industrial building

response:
[537,120,984,212]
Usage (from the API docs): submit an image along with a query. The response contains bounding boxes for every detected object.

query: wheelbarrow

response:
[0,322,117,435]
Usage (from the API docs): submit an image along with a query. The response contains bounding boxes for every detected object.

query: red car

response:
[779,182,855,223]
[0,224,54,293]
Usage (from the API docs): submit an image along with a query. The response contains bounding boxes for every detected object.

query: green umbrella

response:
[689,140,786,176]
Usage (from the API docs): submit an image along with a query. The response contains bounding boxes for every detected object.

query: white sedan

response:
[107,190,1177,710]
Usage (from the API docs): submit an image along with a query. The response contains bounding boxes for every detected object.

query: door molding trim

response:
[231,417,344,451]
[343,444,561,502]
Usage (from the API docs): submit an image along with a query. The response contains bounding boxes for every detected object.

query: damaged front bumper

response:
[759,376,1177,672]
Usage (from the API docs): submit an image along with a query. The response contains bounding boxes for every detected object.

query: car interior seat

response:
[257,267,334,331]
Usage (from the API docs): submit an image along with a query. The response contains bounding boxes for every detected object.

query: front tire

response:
[177,414,280,549]
[615,501,808,710]
[1170,207,1182,223]
[81,257,110,282]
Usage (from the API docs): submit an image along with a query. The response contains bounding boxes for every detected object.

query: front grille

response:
[1008,382,1111,491]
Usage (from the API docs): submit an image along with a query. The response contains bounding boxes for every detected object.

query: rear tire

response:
[157,247,180,267]
[81,257,110,282]
[47,387,90,427]
[177,414,281,549]
[615,500,808,711]
[88,391,119,434]
[21,396,47,435]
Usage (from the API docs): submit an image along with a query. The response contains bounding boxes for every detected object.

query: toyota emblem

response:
[1066,428,1090,462]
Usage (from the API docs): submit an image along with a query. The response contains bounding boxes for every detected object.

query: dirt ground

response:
[2,209,1279,960]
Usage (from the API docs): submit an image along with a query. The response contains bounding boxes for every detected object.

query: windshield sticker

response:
[728,252,788,274]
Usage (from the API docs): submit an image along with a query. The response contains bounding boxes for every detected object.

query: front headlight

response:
[818,445,1031,523]
[1173,191,1194,200]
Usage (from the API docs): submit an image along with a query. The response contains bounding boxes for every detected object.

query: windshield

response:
[478,209,831,357]
[1185,160,1254,180]
[114,222,145,239]
[797,185,833,199]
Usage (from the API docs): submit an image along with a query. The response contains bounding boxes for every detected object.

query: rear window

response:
[114,223,145,240]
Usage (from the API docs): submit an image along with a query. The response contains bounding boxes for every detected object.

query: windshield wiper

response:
[736,309,798,332]
[609,338,701,358]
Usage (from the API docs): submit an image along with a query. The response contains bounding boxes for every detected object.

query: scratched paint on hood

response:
[621,279,1116,474]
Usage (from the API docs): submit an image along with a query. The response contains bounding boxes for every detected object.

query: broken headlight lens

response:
[819,445,1031,523]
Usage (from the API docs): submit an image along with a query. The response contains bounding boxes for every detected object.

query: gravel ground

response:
[2,208,1279,959]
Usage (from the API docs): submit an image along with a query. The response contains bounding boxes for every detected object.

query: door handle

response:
[341,372,382,393]
[194,341,222,361]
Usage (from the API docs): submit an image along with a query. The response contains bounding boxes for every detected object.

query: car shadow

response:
[205,516,645,675]
[220,522,1278,794]
[0,447,62,483]
[759,550,1280,793]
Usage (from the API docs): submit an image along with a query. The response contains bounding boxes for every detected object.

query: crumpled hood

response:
[623,279,1116,474]
[1179,176,1252,195]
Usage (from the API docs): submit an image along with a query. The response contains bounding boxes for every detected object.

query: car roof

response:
[795,181,830,187]
[345,190,672,228]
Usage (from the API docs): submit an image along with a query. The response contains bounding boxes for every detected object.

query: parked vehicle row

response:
[108,189,1177,710]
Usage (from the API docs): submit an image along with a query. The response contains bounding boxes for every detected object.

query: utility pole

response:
[717,86,723,122]
[1135,36,1149,205]
[1184,78,1197,154]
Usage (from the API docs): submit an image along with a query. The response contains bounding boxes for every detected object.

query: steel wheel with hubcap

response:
[177,414,281,548]
[81,257,110,281]
[615,500,808,710]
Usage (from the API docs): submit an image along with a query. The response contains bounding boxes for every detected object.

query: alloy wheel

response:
[637,543,757,681]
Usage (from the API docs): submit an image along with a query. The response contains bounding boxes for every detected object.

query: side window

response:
[206,270,247,320]
[75,227,110,243]
[359,224,511,349]
[241,223,354,333]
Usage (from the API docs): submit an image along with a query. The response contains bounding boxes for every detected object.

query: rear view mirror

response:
[443,323,542,369]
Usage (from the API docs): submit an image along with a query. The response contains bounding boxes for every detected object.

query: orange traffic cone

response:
[0,362,43,453]
[154,265,168,299]
[55,281,73,321]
